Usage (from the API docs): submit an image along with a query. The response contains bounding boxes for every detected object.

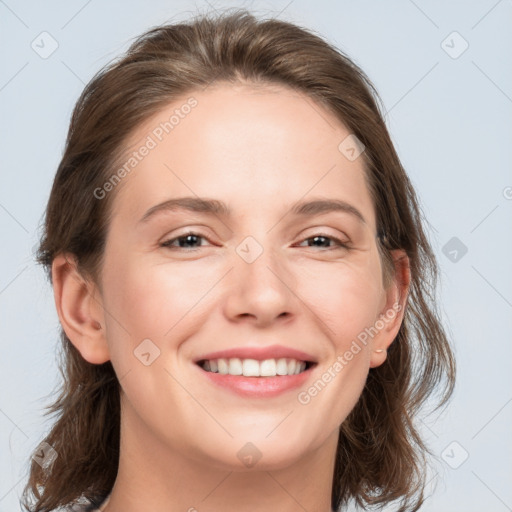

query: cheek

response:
[298,257,385,345]
[99,256,204,424]
[295,264,382,425]
[100,251,224,384]
[103,254,205,337]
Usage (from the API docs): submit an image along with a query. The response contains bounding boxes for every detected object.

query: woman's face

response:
[89,83,404,470]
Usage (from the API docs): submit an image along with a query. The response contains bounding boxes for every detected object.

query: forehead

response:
[109,82,376,230]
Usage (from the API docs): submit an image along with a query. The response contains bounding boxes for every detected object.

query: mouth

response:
[194,357,318,398]
[196,357,316,377]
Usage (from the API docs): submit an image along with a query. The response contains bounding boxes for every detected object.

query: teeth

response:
[260,359,276,377]
[201,357,309,377]
[276,358,288,375]
[218,358,229,375]
[228,358,243,376]
[242,359,260,377]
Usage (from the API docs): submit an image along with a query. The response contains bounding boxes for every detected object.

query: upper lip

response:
[194,344,318,364]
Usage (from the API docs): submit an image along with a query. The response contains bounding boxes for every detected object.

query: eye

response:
[160,231,211,251]
[160,231,350,252]
[295,233,350,251]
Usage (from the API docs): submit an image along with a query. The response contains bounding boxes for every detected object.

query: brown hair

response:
[23,8,455,512]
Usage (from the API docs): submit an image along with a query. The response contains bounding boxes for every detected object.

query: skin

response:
[52,82,410,512]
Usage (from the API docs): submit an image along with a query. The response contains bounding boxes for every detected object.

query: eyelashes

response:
[160,231,351,252]
[160,232,210,250]
[295,234,350,250]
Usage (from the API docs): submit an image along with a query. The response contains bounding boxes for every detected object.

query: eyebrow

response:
[138,196,367,225]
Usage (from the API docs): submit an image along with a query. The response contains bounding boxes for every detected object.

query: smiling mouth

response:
[197,357,316,377]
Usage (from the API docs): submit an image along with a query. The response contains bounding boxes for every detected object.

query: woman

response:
[23,9,455,512]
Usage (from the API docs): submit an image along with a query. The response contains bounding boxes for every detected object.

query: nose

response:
[222,242,298,328]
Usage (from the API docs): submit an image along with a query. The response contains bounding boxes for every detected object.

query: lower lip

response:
[196,364,315,398]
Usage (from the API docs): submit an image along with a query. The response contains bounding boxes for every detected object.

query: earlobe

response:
[51,253,110,365]
[370,249,411,368]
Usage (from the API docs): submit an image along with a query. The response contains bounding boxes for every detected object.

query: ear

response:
[51,253,110,364]
[369,249,411,369]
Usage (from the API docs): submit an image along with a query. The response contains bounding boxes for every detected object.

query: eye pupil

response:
[180,234,199,247]
[310,236,329,247]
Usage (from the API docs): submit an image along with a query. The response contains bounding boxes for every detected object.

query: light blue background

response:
[1,1,511,511]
